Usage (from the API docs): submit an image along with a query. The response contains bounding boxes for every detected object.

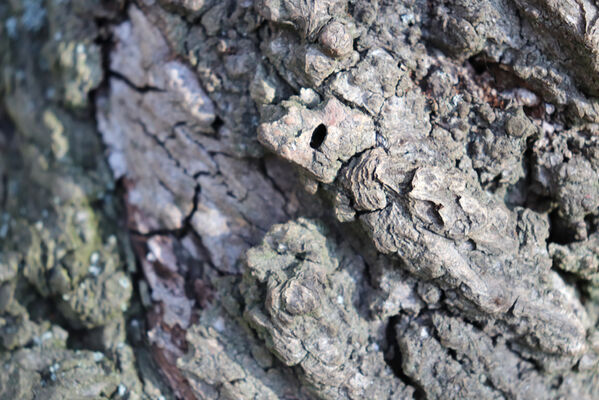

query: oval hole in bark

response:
[310,124,327,149]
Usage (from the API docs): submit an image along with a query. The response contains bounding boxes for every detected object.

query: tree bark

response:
[1,0,599,399]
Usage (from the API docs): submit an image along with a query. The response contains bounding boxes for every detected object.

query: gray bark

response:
[1,0,599,399]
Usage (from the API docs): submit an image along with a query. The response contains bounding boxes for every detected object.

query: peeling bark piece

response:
[341,148,388,212]
[98,6,213,232]
[99,6,288,268]
[258,97,376,183]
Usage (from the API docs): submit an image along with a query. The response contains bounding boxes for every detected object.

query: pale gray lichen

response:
[241,219,412,399]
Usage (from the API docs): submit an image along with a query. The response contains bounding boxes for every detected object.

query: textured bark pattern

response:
[1,0,599,399]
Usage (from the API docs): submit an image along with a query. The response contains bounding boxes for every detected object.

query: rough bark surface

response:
[1,0,599,399]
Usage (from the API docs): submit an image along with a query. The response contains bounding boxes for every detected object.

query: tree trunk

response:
[1,0,599,398]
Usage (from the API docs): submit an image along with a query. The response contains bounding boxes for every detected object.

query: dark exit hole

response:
[310,124,327,149]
